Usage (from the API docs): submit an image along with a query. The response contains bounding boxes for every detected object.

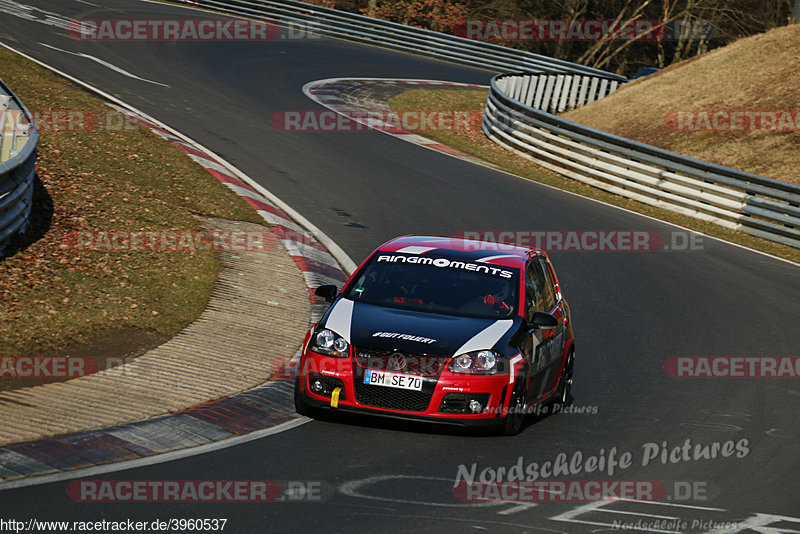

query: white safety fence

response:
[497,73,621,114]
[484,73,800,249]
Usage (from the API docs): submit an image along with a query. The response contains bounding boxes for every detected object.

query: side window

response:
[535,258,557,311]
[525,262,543,318]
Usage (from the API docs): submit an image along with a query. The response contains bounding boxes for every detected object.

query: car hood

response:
[320,298,516,357]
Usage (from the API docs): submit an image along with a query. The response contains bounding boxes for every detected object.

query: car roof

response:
[377,235,543,270]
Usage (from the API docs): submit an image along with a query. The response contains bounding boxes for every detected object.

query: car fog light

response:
[311,380,324,393]
[469,400,483,413]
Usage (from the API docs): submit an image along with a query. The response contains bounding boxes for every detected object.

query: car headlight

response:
[310,328,350,358]
[449,350,502,374]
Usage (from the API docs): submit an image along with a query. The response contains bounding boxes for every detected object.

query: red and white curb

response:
[0,99,349,487]
[105,103,353,380]
[0,43,359,486]
[303,78,490,166]
[108,105,350,325]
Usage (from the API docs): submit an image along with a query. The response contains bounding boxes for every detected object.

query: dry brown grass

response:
[564,24,800,184]
[390,88,799,264]
[0,46,262,358]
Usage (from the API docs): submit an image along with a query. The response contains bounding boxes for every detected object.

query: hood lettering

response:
[372,332,437,344]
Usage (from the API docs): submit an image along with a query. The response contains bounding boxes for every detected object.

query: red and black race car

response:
[294,235,575,435]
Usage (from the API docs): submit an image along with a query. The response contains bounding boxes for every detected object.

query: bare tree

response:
[344,0,796,75]
[550,0,591,60]
[575,0,656,71]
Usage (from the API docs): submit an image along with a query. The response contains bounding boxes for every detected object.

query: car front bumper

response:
[297,351,519,427]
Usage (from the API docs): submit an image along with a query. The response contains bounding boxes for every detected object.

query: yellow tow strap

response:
[330,387,342,408]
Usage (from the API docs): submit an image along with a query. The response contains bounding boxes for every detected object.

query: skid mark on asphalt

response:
[39,43,171,88]
[0,0,75,32]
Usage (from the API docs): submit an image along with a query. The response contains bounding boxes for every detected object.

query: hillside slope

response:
[563,24,800,184]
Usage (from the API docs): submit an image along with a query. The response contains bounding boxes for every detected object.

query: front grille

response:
[355,346,449,376]
[353,380,434,412]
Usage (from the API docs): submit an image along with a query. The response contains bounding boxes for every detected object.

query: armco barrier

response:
[166,0,626,81]
[166,1,800,249]
[0,78,38,255]
[484,73,800,249]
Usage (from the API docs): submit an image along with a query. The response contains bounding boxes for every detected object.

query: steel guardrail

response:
[165,1,799,249]
[167,0,626,80]
[484,73,800,249]
[0,77,38,256]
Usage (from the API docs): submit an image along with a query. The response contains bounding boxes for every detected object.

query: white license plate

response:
[363,369,423,391]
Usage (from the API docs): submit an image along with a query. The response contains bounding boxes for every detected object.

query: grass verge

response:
[0,46,263,371]
[563,24,800,184]
[388,88,800,264]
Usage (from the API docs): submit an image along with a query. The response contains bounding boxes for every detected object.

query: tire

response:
[552,350,575,410]
[501,379,527,436]
[293,377,314,417]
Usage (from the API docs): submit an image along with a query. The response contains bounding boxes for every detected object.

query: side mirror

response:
[315,284,338,303]
[530,311,558,330]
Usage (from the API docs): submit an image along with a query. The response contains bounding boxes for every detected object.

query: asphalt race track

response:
[1,1,799,531]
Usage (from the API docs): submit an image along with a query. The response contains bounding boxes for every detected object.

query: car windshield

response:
[342,252,519,319]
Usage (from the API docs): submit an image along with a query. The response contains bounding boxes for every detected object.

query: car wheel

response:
[294,377,315,417]
[553,350,575,410]
[502,379,527,436]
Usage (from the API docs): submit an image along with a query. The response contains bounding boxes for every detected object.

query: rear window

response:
[342,252,520,319]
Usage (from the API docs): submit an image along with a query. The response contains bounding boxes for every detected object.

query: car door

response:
[536,257,568,393]
[525,257,566,402]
